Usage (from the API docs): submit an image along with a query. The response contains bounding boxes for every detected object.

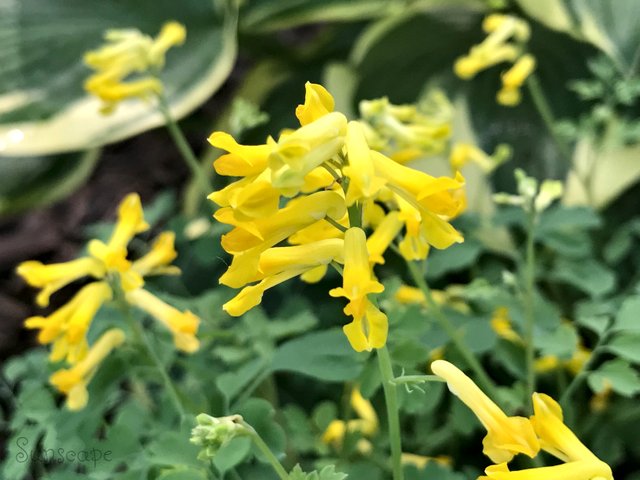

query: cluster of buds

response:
[208,82,466,352]
[455,14,536,107]
[84,22,186,113]
[17,194,199,410]
[190,414,248,461]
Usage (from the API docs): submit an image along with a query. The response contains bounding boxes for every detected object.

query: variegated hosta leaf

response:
[517,0,640,75]
[0,0,238,156]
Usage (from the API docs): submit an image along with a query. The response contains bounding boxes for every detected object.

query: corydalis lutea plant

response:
[208,82,466,352]
[16,193,200,410]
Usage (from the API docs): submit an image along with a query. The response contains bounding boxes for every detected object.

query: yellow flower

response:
[481,461,613,480]
[343,121,385,206]
[223,239,344,316]
[497,54,536,106]
[219,190,346,287]
[366,211,403,265]
[50,328,125,410]
[126,288,200,353]
[24,282,113,364]
[88,193,149,271]
[322,387,378,448]
[330,228,384,319]
[16,257,105,307]
[490,307,522,344]
[131,232,181,278]
[208,131,271,177]
[431,360,540,463]
[84,21,186,113]
[269,112,347,195]
[296,82,335,126]
[401,453,451,469]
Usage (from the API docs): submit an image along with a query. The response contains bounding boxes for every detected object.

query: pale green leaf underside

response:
[0,0,238,156]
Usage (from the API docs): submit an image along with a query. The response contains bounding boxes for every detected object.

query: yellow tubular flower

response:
[395,285,426,304]
[342,300,388,352]
[344,121,385,206]
[401,453,452,469]
[269,112,347,194]
[497,54,536,107]
[482,461,613,480]
[126,288,200,353]
[208,132,271,176]
[296,82,335,126]
[490,307,522,344]
[84,22,186,113]
[148,21,187,66]
[531,393,606,464]
[367,211,403,264]
[431,360,540,463]
[219,191,346,287]
[24,282,113,360]
[49,328,126,411]
[88,193,149,269]
[329,228,384,320]
[209,171,280,221]
[131,232,180,277]
[350,388,378,436]
[258,239,344,278]
[16,257,106,307]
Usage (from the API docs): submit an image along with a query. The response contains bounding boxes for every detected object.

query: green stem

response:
[120,301,187,418]
[377,346,404,480]
[526,74,573,162]
[157,93,213,199]
[523,210,537,408]
[560,336,608,409]
[404,259,500,400]
[243,422,289,480]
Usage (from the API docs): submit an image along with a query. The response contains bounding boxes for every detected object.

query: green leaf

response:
[551,258,616,297]
[241,0,397,33]
[157,468,207,480]
[535,323,578,359]
[606,334,640,363]
[587,359,640,397]
[426,240,483,280]
[0,0,238,155]
[613,296,640,332]
[271,329,364,382]
[0,150,99,214]
[213,437,252,474]
[289,464,349,480]
[146,431,201,469]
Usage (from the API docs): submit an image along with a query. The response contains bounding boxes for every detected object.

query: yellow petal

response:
[342,300,388,352]
[131,232,178,277]
[295,82,335,126]
[209,131,271,176]
[367,211,403,264]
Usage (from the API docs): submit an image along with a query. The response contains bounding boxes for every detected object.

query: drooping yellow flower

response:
[401,453,452,469]
[497,54,536,106]
[490,307,522,344]
[366,211,403,265]
[126,288,200,353]
[330,228,384,319]
[84,21,186,113]
[24,281,113,364]
[322,387,378,449]
[431,360,540,463]
[50,328,126,411]
[454,14,533,108]
[218,190,346,287]
[223,239,344,316]
[343,121,385,206]
[296,82,335,126]
[16,257,105,308]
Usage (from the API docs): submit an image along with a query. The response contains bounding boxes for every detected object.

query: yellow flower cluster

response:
[455,14,535,107]
[208,82,465,352]
[17,193,199,410]
[322,388,378,453]
[84,21,186,113]
[432,360,613,480]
